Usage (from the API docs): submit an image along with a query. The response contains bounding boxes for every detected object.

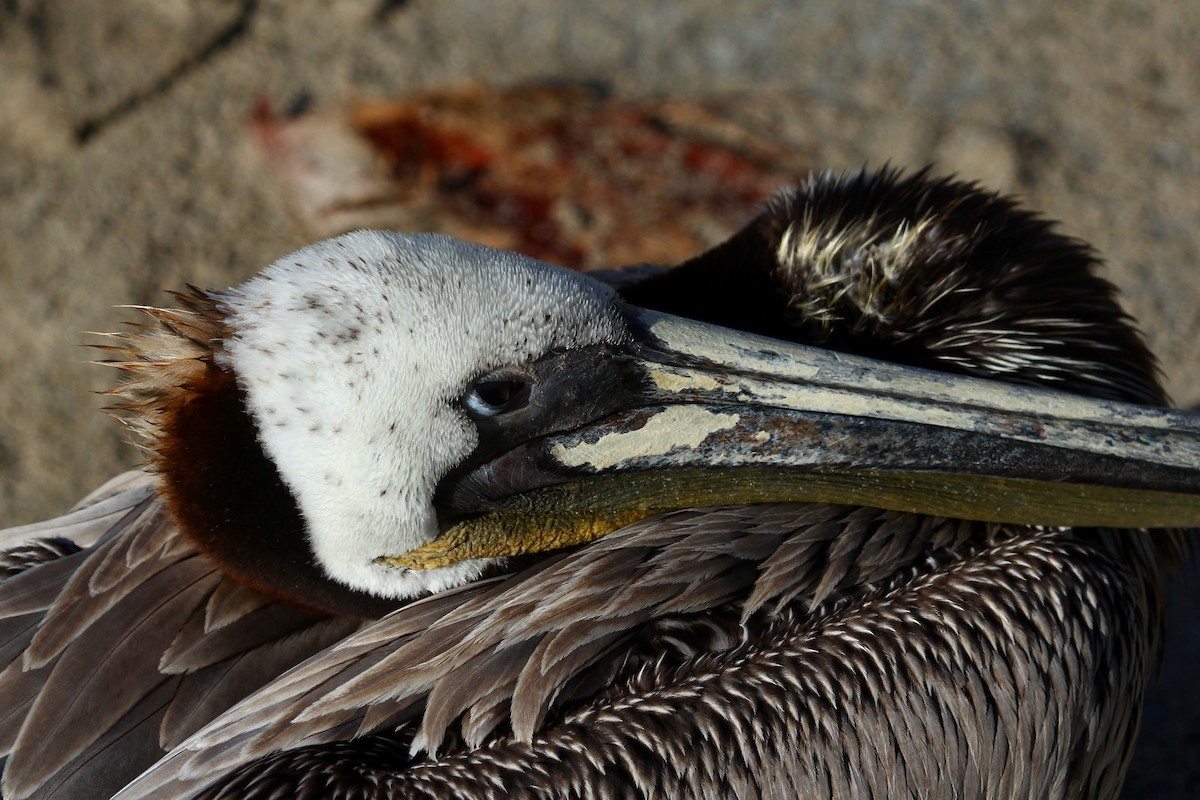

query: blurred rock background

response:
[0,1,1196,795]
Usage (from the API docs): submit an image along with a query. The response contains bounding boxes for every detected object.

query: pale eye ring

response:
[463,374,531,417]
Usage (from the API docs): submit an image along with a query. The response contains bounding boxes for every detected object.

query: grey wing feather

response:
[160,617,361,750]
[0,471,154,552]
[0,479,360,800]
[25,499,1147,800]
[5,558,222,798]
[116,504,968,800]
[23,500,186,670]
[202,581,275,634]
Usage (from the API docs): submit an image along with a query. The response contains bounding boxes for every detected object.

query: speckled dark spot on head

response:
[379,489,388,497]
[308,423,320,433]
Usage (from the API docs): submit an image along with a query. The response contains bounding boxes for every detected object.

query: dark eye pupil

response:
[464,375,531,418]
[475,380,520,408]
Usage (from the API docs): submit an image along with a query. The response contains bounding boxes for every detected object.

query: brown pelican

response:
[0,168,1196,799]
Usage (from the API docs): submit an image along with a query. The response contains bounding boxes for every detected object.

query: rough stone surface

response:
[0,1,1197,795]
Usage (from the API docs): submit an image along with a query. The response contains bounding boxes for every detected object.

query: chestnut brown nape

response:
[98,292,399,619]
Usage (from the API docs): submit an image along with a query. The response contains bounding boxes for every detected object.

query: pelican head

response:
[218,233,630,597]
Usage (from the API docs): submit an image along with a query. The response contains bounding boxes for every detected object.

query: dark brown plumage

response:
[0,168,1191,800]
[623,168,1165,405]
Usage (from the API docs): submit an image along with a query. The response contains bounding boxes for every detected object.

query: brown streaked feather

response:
[117,518,1166,800]
[23,501,185,670]
[86,499,192,591]
[506,627,630,745]
[0,485,370,800]
[7,678,183,800]
[0,616,59,758]
[116,504,1029,798]
[67,469,157,511]
[202,580,275,634]
[5,558,222,797]
[0,551,93,630]
[0,471,154,553]
[0,540,81,582]
[159,616,362,750]
[0,560,93,762]
[421,638,541,749]
[159,601,328,675]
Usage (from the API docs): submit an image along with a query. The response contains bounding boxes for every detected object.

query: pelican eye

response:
[463,374,531,417]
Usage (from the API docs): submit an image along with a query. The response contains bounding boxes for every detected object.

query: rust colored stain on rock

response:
[253,86,810,269]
